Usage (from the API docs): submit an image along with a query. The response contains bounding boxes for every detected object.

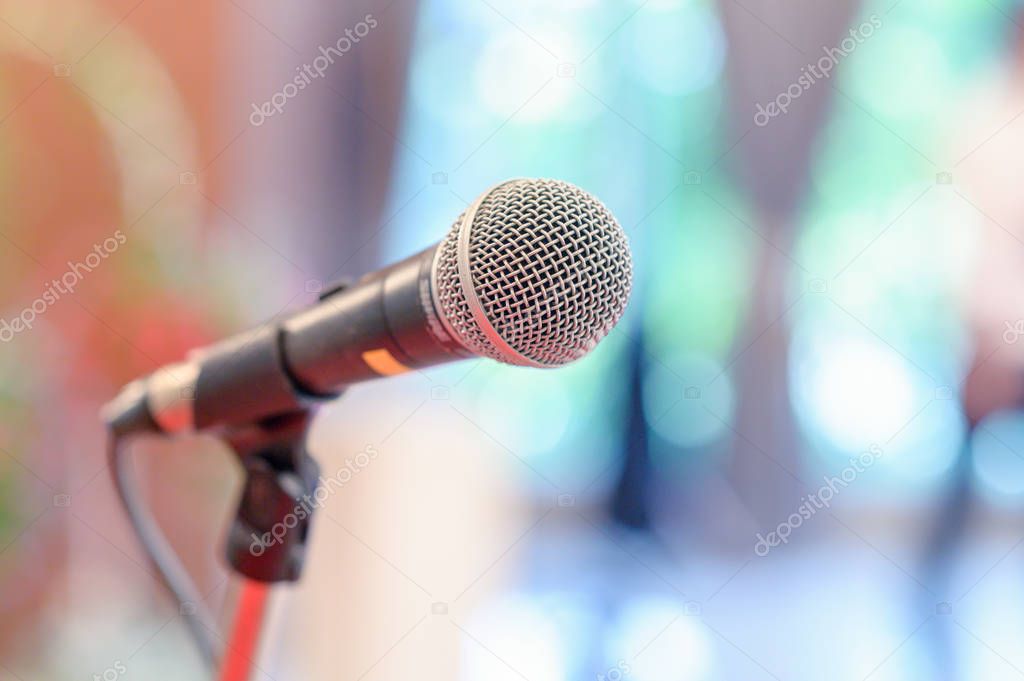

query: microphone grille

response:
[432,178,633,367]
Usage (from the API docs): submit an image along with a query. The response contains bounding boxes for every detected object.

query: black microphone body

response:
[108,244,463,436]
[283,245,466,393]
[103,178,633,437]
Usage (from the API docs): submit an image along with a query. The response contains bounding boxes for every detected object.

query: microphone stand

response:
[217,410,321,681]
[104,284,352,680]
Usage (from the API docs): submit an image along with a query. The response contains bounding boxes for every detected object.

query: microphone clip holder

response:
[222,410,321,583]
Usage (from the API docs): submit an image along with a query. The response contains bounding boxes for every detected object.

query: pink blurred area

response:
[0,0,262,671]
[0,2,446,678]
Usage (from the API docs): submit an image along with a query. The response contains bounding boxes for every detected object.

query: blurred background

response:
[2,0,1024,679]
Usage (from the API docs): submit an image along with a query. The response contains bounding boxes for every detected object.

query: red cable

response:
[219,580,271,681]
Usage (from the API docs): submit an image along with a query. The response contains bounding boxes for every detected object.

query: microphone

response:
[103,178,633,436]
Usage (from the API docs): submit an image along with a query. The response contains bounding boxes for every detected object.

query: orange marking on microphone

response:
[362,348,411,376]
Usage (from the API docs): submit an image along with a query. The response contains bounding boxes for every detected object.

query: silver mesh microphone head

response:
[431,178,633,367]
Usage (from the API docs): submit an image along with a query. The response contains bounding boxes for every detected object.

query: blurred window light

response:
[628,3,725,96]
[877,397,962,483]
[477,368,574,456]
[643,198,753,359]
[957,547,1024,680]
[846,25,951,122]
[460,593,571,681]
[411,36,486,127]
[606,596,712,681]
[641,353,734,451]
[791,325,962,484]
[792,333,918,450]
[471,362,614,491]
[474,29,585,123]
[972,411,1024,505]
[799,187,978,293]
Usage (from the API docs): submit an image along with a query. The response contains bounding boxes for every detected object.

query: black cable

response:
[106,430,222,670]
